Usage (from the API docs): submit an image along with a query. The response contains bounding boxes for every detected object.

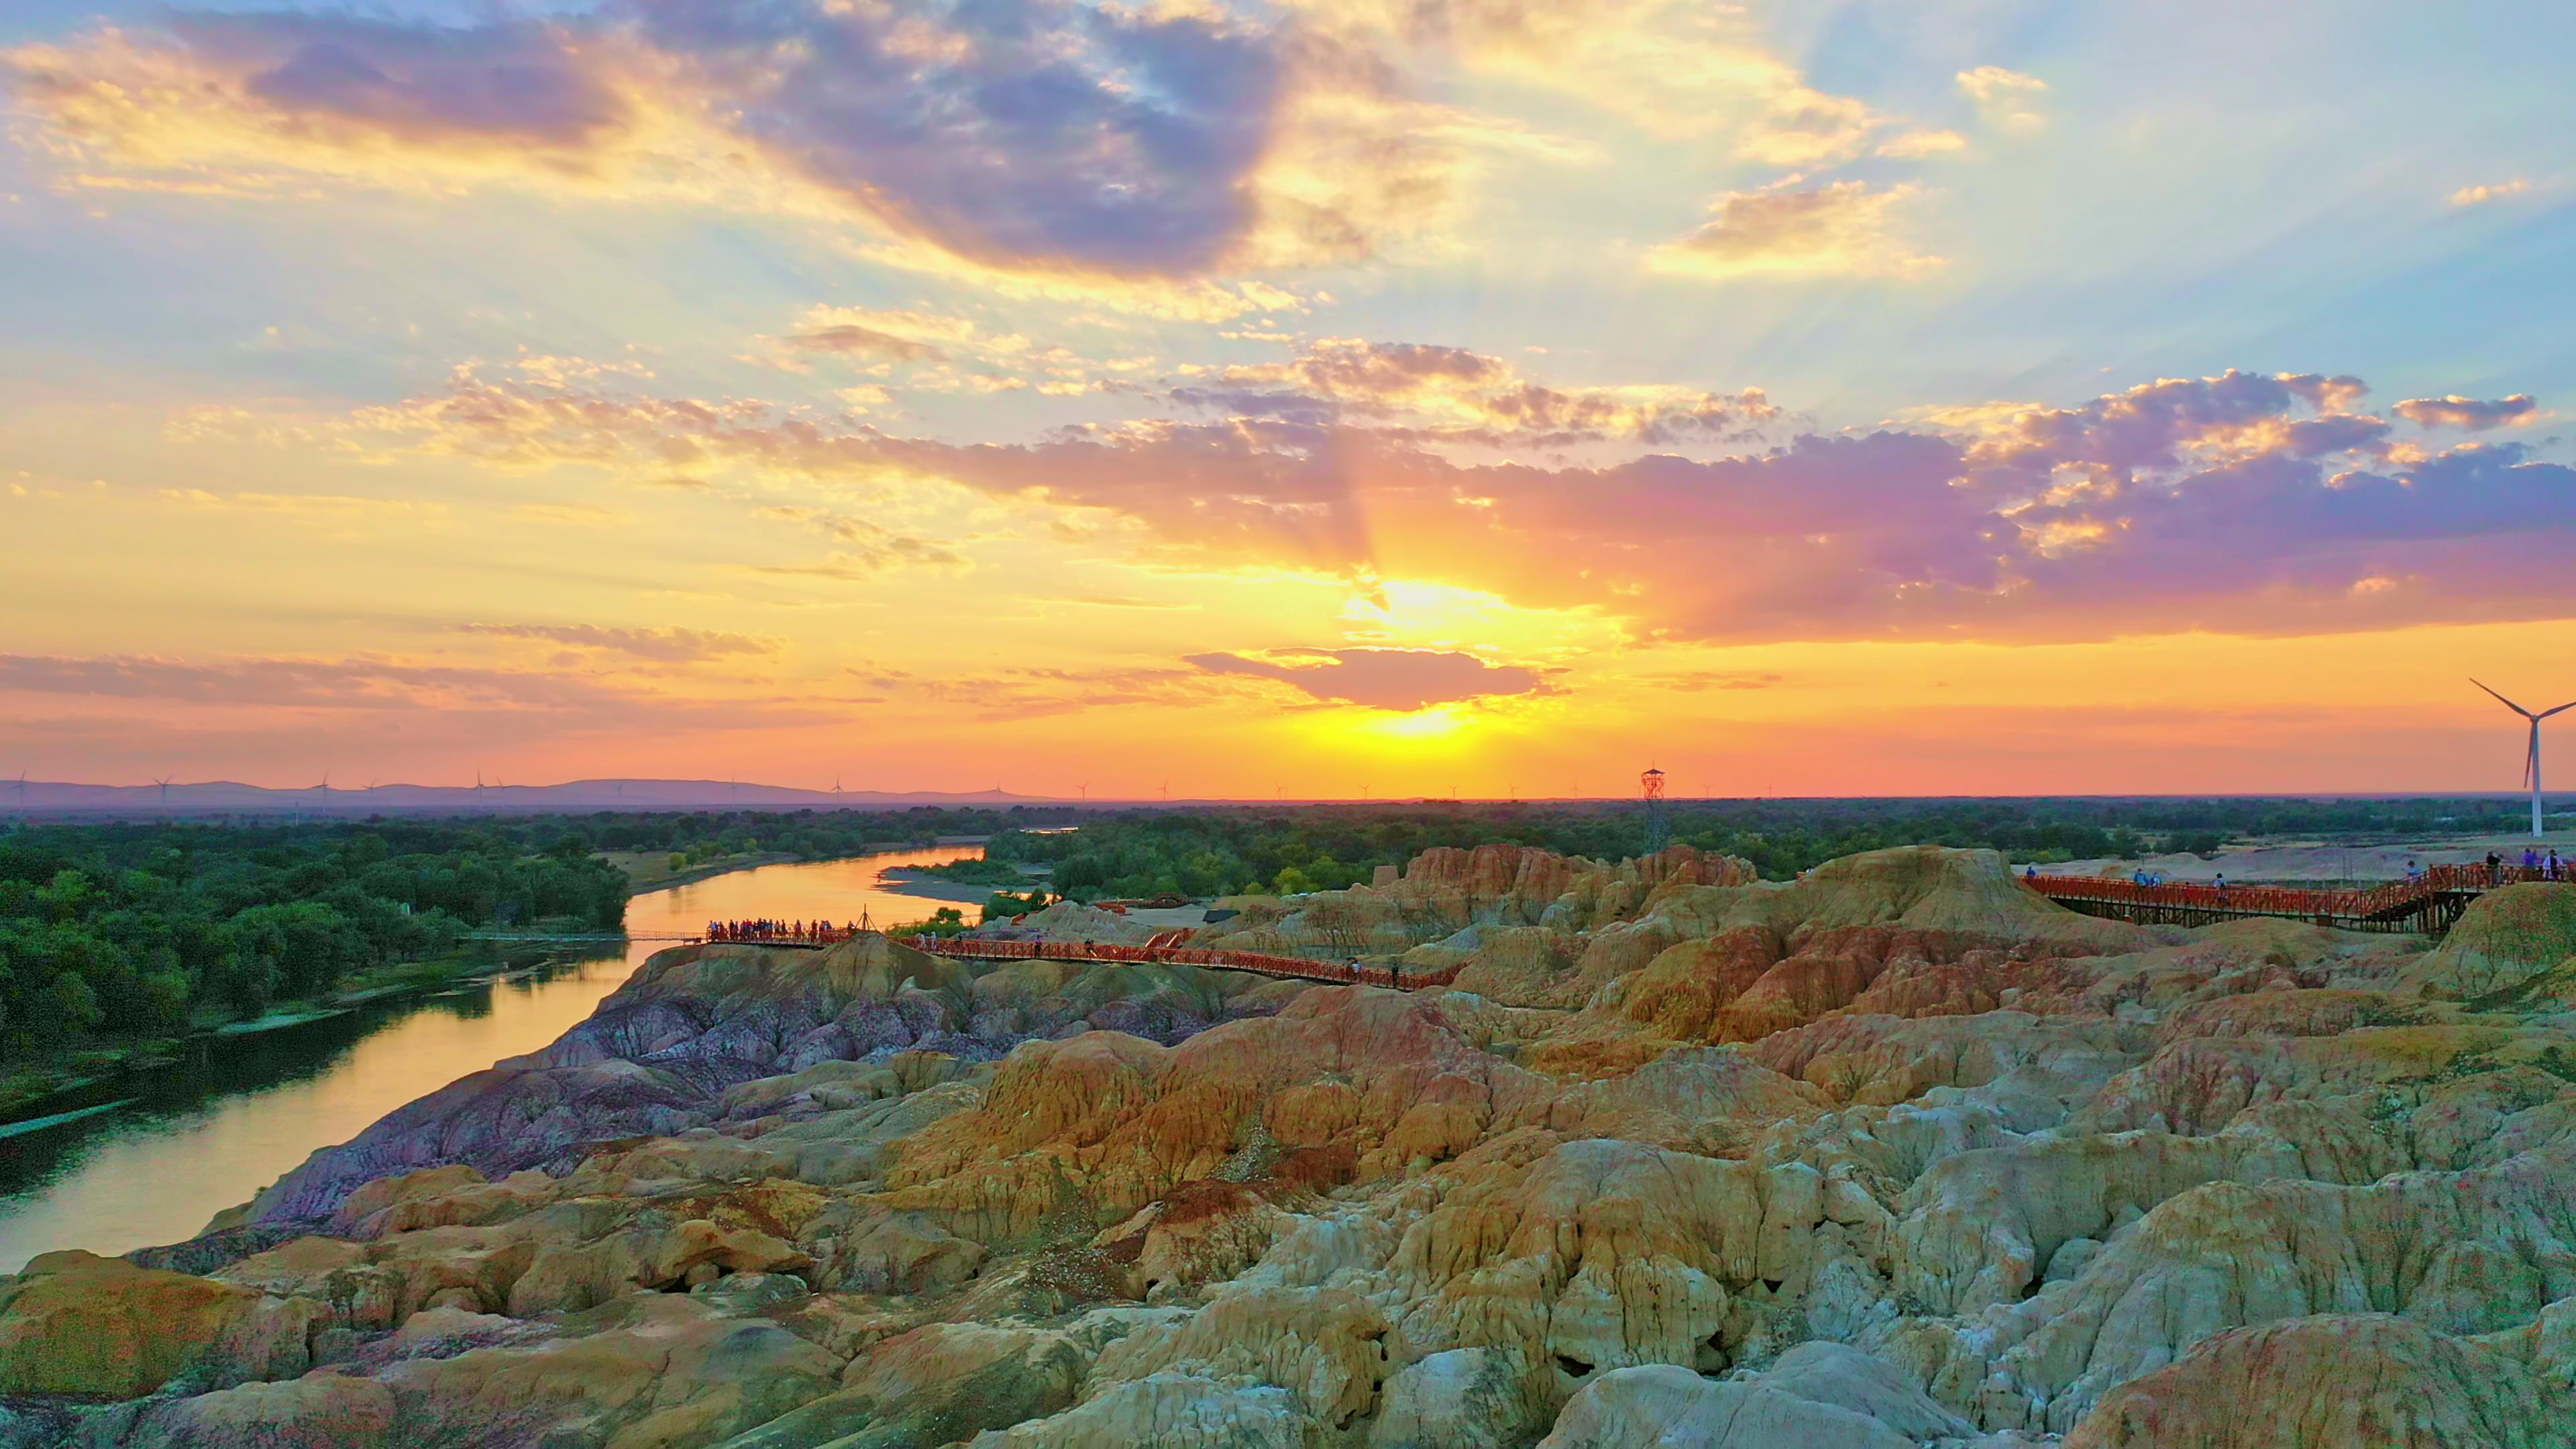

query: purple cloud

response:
[787,325,947,362]
[168,13,628,149]
[2394,394,2540,431]
[10,0,1340,278]
[625,0,1285,275]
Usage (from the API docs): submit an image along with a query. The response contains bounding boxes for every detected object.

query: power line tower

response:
[1641,767,1668,855]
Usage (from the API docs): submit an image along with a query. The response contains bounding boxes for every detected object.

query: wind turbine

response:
[154,775,171,820]
[1077,782,1088,803]
[2472,678,2576,838]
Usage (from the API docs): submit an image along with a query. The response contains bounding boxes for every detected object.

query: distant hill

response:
[0,778,1079,819]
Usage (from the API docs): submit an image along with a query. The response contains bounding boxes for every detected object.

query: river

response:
[0,844,982,1273]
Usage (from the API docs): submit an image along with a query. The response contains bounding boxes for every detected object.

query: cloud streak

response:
[1650,182,1945,281]
[2394,394,2539,431]
[1170,337,1778,448]
[451,623,779,661]
[1186,647,1547,710]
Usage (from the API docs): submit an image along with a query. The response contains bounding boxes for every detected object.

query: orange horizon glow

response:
[2,2,2570,798]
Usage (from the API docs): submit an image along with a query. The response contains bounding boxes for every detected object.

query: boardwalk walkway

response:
[460,931,698,943]
[517,862,2569,970]
[2023,862,2561,932]
[892,933,1462,990]
[691,921,1457,989]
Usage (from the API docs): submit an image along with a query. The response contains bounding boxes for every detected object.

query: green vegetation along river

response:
[0,844,979,1272]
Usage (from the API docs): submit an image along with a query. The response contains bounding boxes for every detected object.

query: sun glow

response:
[1361,705,1472,741]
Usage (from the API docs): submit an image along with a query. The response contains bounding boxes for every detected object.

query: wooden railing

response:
[893,933,1464,991]
[702,922,1455,988]
[2023,861,2560,927]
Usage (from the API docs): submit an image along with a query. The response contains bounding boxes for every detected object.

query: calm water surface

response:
[0,845,979,1272]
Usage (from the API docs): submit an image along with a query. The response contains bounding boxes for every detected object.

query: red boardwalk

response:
[2023,861,2562,932]
[894,934,1463,991]
[695,919,1458,989]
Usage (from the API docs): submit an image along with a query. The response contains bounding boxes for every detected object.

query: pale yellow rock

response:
[2408,883,2576,1000]
[0,1250,321,1398]
[1368,1346,1533,1448]
[968,1371,1313,1449]
[1536,1362,1918,1448]
[77,1372,398,1449]
[380,1293,841,1449]
[2063,1311,2576,1448]
[1090,1285,1393,1430]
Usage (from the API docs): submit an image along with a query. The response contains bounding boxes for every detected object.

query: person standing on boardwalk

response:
[2488,851,2505,887]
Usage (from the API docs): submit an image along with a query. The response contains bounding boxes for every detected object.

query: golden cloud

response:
[1957,64,2049,133]
[2447,178,2530,208]
[1648,181,1946,281]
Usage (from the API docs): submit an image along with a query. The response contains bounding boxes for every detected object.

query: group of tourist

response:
[2020,862,2226,896]
[704,918,859,943]
[2483,849,2567,885]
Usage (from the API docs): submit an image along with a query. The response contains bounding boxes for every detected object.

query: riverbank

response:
[879,863,1052,905]
[0,946,545,1128]
[604,849,802,894]
[608,839,991,896]
[0,843,991,1268]
[3,844,998,1128]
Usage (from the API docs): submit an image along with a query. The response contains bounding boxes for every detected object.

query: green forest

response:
[0,820,625,1058]
[0,805,1079,1063]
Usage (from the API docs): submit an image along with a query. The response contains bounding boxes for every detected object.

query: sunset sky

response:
[3,0,2571,799]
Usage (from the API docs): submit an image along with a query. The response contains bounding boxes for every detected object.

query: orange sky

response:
[2,0,2571,797]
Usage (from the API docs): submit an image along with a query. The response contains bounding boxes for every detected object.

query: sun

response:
[1363,705,1470,741]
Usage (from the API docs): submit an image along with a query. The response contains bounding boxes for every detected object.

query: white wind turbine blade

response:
[2536,700,2576,720]
[2471,678,2536,718]
[2528,720,2541,789]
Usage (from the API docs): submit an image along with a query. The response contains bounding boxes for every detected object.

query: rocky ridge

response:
[1,843,2571,1448]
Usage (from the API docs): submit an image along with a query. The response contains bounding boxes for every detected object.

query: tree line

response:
[958,795,2538,903]
[0,819,626,1057]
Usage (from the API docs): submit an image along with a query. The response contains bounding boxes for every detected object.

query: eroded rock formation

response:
[4,844,2573,1448]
